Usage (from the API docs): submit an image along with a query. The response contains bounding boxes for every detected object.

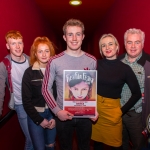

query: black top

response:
[22,66,56,125]
[97,58,141,114]
[118,51,150,67]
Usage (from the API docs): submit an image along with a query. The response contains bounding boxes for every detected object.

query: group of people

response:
[0,18,149,150]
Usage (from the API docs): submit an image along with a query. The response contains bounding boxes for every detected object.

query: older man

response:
[120,28,150,150]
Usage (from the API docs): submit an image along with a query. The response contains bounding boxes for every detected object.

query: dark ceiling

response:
[34,0,115,48]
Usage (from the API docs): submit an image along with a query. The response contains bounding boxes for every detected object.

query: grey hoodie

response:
[0,54,29,115]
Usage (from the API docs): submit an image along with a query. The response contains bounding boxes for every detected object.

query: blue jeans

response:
[15,104,33,150]
[27,109,56,150]
[55,117,92,150]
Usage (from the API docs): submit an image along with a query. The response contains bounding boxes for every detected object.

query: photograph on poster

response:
[63,70,97,118]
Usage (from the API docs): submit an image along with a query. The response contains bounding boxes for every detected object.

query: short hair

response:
[99,34,120,57]
[30,36,55,65]
[124,28,145,44]
[63,18,84,35]
[5,30,23,42]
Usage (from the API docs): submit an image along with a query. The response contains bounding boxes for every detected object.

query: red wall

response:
[0,0,56,149]
[0,0,57,60]
[91,0,150,59]
[1,0,150,149]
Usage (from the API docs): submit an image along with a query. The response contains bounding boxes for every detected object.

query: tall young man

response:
[120,28,150,150]
[42,19,97,150]
[0,30,33,150]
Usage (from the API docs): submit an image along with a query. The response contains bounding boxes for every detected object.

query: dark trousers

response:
[94,141,123,150]
[122,111,145,150]
[55,117,92,150]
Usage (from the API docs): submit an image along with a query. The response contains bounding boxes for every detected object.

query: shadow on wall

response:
[0,0,57,149]
[91,0,150,59]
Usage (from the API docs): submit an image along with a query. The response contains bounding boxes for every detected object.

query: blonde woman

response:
[91,34,141,150]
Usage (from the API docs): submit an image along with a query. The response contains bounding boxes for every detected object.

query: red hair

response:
[30,36,56,65]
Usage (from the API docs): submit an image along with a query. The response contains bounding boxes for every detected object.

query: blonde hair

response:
[30,36,55,65]
[63,18,84,35]
[99,34,119,57]
[5,30,23,42]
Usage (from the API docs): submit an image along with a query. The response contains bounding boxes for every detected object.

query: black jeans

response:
[55,117,92,150]
[122,111,145,150]
[94,141,123,150]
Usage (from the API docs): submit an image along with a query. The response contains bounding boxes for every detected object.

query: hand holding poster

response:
[63,70,97,118]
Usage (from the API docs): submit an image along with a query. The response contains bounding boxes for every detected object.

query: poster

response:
[63,70,97,118]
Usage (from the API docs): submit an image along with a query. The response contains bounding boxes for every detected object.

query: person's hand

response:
[40,119,49,128]
[90,111,99,122]
[57,110,74,121]
[47,119,55,129]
